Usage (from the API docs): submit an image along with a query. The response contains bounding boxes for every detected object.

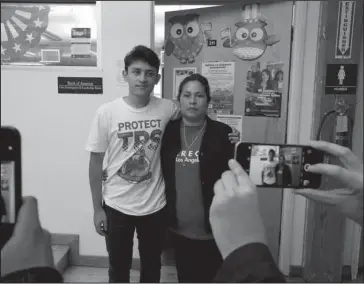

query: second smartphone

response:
[236,142,325,189]
[1,126,22,249]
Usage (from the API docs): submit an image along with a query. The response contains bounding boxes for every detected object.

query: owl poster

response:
[220,4,280,61]
[165,13,210,64]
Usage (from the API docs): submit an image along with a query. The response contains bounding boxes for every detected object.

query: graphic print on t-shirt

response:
[262,161,277,184]
[116,119,162,184]
[175,150,200,165]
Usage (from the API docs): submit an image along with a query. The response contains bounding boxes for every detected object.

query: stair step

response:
[52,244,70,274]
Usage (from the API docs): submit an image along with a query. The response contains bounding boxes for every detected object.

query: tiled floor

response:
[63,266,178,283]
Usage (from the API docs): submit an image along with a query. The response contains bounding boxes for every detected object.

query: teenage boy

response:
[85,45,239,283]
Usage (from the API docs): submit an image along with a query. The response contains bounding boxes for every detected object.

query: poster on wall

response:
[244,61,283,117]
[216,114,243,141]
[1,3,97,67]
[58,77,103,94]
[201,61,235,114]
[335,1,356,59]
[173,67,197,99]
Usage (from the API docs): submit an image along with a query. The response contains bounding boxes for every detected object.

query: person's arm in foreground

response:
[210,159,285,283]
[294,140,363,226]
[1,197,63,283]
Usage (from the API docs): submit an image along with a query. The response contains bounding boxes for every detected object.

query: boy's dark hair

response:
[177,73,211,103]
[124,45,160,72]
[269,149,276,155]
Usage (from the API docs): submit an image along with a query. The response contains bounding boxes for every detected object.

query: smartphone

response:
[1,127,22,248]
[236,142,325,189]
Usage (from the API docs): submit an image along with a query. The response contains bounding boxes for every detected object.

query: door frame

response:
[278,1,321,275]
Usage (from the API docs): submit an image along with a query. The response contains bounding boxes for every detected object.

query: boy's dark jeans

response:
[104,204,167,283]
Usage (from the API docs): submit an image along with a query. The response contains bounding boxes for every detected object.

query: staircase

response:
[52,244,71,274]
[51,233,178,282]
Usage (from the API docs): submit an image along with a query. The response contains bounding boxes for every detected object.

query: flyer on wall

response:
[244,61,283,118]
[216,114,243,141]
[173,67,197,99]
[201,61,235,114]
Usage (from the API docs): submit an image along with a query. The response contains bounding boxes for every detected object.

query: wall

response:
[342,32,363,266]
[1,1,152,258]
[301,0,363,278]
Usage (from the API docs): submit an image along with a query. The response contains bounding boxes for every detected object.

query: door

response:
[163,1,294,262]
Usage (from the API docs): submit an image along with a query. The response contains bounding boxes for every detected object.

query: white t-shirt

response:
[85,96,179,216]
[262,160,277,185]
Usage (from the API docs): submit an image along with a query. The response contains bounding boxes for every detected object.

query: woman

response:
[246,70,255,92]
[275,154,292,187]
[274,70,284,92]
[161,74,236,283]
[260,69,276,91]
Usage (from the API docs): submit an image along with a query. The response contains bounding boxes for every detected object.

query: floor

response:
[63,266,307,283]
[63,266,178,283]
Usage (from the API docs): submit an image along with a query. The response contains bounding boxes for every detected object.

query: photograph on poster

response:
[1,3,97,67]
[244,61,283,117]
[249,144,302,187]
[202,61,235,114]
[173,67,197,99]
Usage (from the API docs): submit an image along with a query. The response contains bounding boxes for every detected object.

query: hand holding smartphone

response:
[235,142,325,189]
[1,127,22,248]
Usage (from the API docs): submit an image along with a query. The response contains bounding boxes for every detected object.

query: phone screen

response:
[1,161,16,224]
[236,143,324,189]
[0,127,22,248]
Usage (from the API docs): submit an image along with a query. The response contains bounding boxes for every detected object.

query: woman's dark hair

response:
[274,70,284,81]
[177,73,211,103]
[124,45,160,72]
[268,149,276,155]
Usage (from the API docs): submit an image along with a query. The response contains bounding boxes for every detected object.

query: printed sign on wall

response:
[173,67,197,99]
[325,64,357,95]
[335,1,356,59]
[202,61,235,114]
[58,77,103,94]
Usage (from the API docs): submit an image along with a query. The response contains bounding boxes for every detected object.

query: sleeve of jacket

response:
[214,243,286,283]
[1,267,63,283]
[223,125,235,160]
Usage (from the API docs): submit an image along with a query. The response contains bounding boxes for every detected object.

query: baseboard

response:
[289,265,364,281]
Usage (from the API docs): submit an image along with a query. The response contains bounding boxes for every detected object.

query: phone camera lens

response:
[8,146,13,151]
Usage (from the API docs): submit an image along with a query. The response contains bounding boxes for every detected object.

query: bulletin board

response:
[163,1,294,144]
